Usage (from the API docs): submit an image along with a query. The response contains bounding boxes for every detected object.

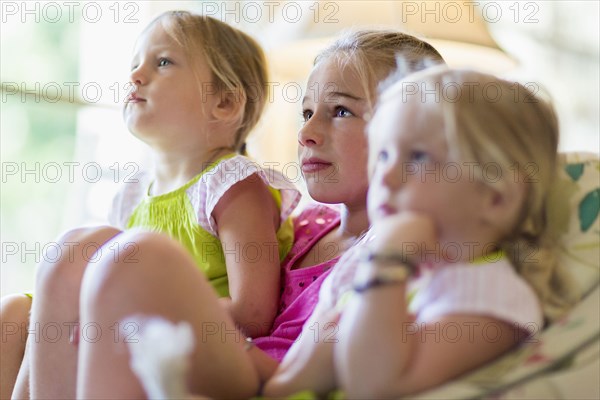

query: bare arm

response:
[213,177,281,338]
[336,281,520,398]
[335,212,521,398]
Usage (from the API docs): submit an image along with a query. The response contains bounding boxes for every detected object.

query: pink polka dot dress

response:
[253,203,340,361]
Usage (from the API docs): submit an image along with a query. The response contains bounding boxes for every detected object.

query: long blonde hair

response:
[378,67,579,322]
[314,30,445,110]
[150,11,268,153]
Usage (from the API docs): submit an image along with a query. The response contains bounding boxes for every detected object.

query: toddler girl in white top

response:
[334,67,580,397]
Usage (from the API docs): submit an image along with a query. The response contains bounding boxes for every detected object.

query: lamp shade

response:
[265,0,516,80]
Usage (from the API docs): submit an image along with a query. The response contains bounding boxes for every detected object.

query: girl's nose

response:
[129,65,146,86]
[298,119,324,147]
[380,161,403,190]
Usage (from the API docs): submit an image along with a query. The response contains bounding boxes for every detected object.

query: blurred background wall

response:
[1,0,598,295]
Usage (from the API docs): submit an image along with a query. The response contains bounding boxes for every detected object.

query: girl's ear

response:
[211,88,245,123]
[480,182,526,233]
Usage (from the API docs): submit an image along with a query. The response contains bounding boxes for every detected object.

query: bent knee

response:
[56,226,122,261]
[34,226,121,296]
[1,294,32,325]
[80,231,190,302]
[57,225,120,244]
[89,230,180,271]
[99,230,190,270]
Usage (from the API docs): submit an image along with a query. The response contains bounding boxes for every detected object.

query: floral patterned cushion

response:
[557,152,600,297]
[413,285,600,399]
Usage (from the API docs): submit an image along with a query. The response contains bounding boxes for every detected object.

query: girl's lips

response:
[376,204,397,217]
[126,93,146,103]
[301,158,333,173]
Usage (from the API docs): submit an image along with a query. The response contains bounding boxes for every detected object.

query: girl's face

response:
[124,21,218,145]
[367,96,495,248]
[298,58,370,208]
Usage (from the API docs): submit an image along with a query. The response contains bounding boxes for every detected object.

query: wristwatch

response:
[353,250,416,293]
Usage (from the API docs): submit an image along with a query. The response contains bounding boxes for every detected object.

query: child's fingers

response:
[371,212,437,250]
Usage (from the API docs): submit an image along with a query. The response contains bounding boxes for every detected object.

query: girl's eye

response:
[334,106,353,118]
[301,110,313,123]
[158,58,171,67]
[130,64,138,72]
[410,150,430,163]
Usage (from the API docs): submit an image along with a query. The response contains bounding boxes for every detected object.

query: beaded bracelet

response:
[359,250,418,273]
[353,250,417,293]
[353,265,412,293]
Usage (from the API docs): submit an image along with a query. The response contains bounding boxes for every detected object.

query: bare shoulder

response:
[212,175,279,230]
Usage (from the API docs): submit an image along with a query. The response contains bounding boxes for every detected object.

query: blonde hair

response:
[314,30,445,111]
[150,11,268,153]
[377,67,579,322]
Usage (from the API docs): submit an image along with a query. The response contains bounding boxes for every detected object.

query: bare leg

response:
[77,230,260,399]
[0,294,31,399]
[12,335,30,399]
[28,226,121,399]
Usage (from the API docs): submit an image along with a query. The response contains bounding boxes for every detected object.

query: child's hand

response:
[368,212,437,267]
